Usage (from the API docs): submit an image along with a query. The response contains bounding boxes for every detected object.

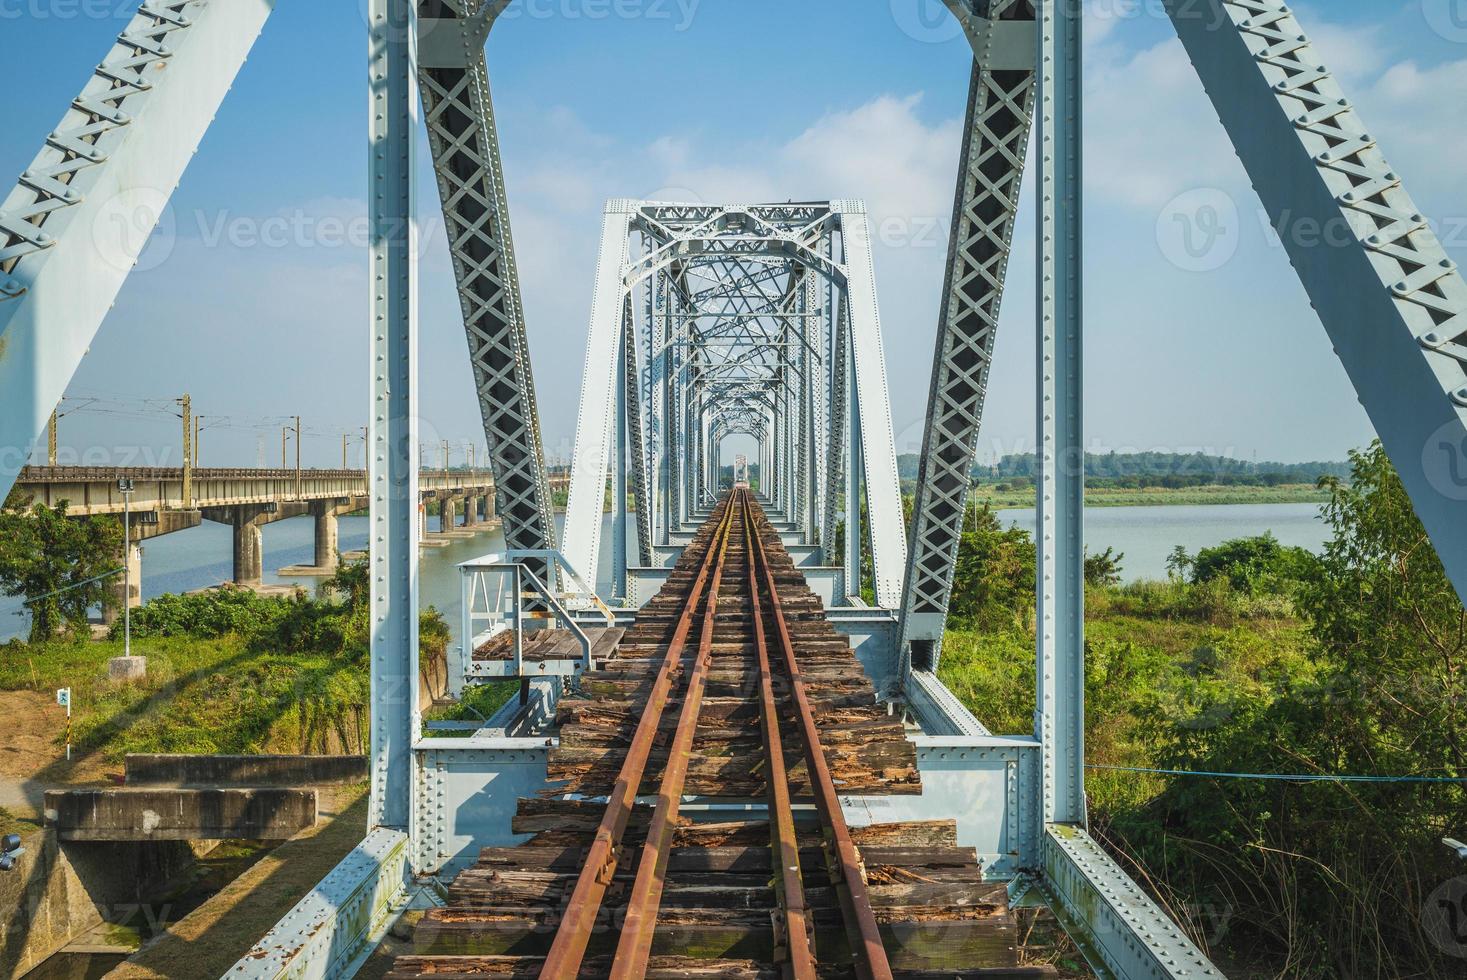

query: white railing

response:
[459,549,613,676]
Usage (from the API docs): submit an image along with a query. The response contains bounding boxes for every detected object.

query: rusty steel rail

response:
[537,495,739,979]
[748,501,895,980]
[608,489,742,977]
[742,490,817,976]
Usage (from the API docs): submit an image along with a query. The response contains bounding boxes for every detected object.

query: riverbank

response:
[970,482,1329,509]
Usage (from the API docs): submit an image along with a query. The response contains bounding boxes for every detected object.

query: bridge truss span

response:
[563,199,907,610]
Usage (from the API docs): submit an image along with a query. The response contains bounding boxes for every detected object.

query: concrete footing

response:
[44,788,318,841]
[108,656,147,683]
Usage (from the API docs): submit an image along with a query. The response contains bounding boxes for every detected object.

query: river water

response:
[0,503,1329,645]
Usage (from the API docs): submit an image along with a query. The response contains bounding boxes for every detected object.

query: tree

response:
[0,498,123,644]
[1084,546,1124,588]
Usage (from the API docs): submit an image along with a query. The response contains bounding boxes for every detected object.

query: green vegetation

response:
[939,442,1466,976]
[0,495,122,643]
[967,481,1330,509]
[0,562,452,760]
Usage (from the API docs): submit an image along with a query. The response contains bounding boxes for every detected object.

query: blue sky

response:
[5,0,1467,469]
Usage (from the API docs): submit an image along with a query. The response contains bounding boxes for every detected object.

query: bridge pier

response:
[308,497,363,573]
[102,510,202,624]
[202,503,309,585]
[439,495,457,533]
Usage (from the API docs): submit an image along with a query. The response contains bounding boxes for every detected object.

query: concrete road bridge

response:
[4,0,1467,977]
[10,465,528,608]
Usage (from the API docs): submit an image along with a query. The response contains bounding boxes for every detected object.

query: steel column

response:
[368,0,421,833]
[1035,0,1085,829]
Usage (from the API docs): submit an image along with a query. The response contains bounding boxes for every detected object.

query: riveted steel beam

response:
[0,0,273,502]
[1165,0,1467,604]
[417,0,557,561]
[899,0,1038,678]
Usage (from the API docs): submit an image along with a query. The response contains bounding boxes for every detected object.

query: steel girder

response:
[417,1,556,558]
[369,0,421,834]
[1036,0,1086,832]
[564,201,635,587]
[0,0,274,503]
[822,294,849,560]
[836,201,909,608]
[624,298,653,567]
[899,0,1038,677]
[1165,0,1467,604]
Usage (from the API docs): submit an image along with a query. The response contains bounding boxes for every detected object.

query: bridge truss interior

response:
[3,0,1467,977]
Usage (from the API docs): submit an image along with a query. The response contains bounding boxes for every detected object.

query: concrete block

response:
[44,788,317,841]
[124,754,368,787]
[108,656,147,683]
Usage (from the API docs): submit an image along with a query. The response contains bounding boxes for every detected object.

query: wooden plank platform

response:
[473,627,626,664]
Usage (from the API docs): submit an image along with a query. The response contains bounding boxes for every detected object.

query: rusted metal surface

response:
[746,498,893,980]
[610,490,741,978]
[741,491,817,978]
[538,496,739,979]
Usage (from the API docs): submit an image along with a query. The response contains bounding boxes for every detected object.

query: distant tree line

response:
[896,451,1350,488]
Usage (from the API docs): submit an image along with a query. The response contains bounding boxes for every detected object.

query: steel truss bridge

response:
[3,0,1466,977]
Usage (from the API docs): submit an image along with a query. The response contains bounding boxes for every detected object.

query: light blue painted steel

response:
[411,739,551,875]
[0,0,273,503]
[1164,0,1467,604]
[1044,825,1226,979]
[563,201,635,591]
[223,828,411,980]
[1035,0,1086,829]
[845,736,1040,879]
[368,0,421,833]
[836,203,907,608]
[899,0,1037,679]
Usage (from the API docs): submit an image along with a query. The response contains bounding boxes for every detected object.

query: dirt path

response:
[0,690,119,817]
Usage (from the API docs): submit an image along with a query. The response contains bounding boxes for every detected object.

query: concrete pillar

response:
[104,541,143,625]
[312,500,340,571]
[419,503,428,539]
[440,496,456,533]
[234,514,264,584]
[463,494,480,527]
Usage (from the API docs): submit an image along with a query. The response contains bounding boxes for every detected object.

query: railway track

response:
[389,490,1055,979]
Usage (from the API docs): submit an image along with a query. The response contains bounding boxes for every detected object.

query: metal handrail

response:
[460,548,612,674]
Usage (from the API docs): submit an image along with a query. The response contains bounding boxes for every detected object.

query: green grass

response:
[966,482,1329,509]
[0,634,370,760]
[938,589,1316,816]
[423,681,519,737]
